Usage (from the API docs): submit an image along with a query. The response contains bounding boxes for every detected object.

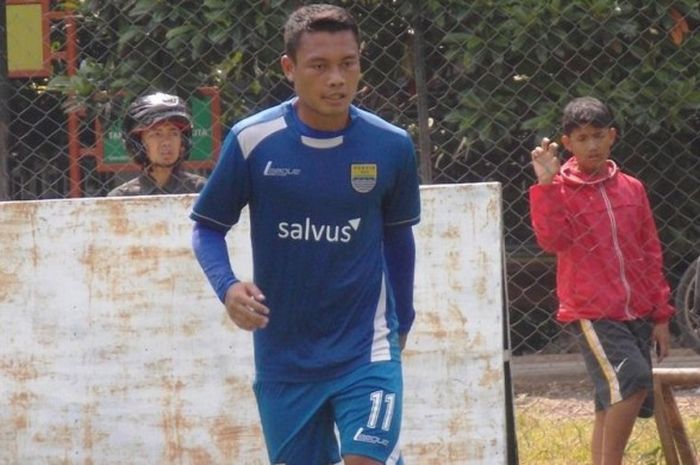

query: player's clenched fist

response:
[530,137,560,185]
[224,281,269,331]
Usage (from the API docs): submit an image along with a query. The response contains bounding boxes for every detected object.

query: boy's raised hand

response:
[530,137,560,185]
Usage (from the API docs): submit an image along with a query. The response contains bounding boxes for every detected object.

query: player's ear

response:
[281,55,295,82]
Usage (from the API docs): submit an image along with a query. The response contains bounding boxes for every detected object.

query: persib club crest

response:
[350,163,377,193]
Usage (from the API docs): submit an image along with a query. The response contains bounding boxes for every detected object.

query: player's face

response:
[141,121,183,168]
[281,30,361,132]
[562,124,616,174]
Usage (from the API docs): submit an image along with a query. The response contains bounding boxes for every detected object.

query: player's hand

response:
[652,321,671,363]
[224,281,269,331]
[530,137,561,185]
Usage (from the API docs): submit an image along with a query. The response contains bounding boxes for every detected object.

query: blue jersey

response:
[191,99,420,382]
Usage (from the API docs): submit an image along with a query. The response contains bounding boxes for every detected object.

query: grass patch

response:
[515,400,700,464]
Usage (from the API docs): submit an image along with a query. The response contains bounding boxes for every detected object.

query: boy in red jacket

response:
[529,96,675,465]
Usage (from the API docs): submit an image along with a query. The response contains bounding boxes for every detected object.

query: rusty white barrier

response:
[0,183,508,465]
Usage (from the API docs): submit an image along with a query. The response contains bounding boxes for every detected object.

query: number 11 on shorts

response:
[367,390,395,431]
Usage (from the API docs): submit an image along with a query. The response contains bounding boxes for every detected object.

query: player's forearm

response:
[384,224,416,334]
[192,221,239,303]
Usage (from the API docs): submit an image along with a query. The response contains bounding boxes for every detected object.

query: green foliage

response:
[440,0,700,142]
[47,0,294,125]
[45,0,414,127]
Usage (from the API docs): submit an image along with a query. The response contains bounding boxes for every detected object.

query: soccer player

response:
[190,4,420,465]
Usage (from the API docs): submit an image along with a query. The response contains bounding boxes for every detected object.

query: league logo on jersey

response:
[351,164,377,193]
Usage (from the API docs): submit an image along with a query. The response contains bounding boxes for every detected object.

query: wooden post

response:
[653,368,700,465]
[654,377,680,465]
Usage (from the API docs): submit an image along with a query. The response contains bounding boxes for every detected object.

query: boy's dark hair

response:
[283,4,359,60]
[561,97,616,135]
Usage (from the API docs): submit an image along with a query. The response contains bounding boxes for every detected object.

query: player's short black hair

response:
[283,4,359,60]
[561,97,616,135]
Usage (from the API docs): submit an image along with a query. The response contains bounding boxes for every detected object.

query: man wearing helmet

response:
[107,92,207,197]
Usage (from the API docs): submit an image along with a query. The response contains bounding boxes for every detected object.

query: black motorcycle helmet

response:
[122,92,193,167]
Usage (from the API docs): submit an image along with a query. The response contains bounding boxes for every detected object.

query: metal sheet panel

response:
[0,183,505,464]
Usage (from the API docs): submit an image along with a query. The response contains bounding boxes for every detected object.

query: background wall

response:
[0,183,508,465]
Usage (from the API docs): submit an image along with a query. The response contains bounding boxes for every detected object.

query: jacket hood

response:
[559,157,618,186]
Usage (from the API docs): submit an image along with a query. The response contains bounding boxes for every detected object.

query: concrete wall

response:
[0,183,507,465]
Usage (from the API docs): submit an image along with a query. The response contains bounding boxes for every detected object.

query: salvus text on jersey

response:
[277,217,361,243]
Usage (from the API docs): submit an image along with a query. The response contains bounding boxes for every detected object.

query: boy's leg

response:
[253,379,341,465]
[574,319,654,465]
[332,361,405,465]
[592,409,605,465]
[598,389,647,465]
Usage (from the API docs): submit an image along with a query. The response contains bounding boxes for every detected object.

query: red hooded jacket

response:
[529,158,674,323]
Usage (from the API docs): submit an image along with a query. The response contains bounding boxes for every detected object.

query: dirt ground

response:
[513,380,700,420]
[510,350,700,417]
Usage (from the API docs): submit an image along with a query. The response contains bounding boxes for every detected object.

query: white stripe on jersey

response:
[238,116,287,159]
[301,135,343,149]
[370,273,391,362]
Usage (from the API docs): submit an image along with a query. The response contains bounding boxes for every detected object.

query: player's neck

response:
[294,101,350,132]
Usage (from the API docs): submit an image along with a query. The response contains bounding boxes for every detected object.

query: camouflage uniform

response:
[107,170,206,197]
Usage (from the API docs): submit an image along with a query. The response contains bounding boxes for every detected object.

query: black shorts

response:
[572,319,654,418]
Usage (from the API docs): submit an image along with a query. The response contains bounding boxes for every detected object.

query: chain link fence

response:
[3,0,700,462]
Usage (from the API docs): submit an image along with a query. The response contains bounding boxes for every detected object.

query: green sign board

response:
[104,123,130,164]
[190,95,214,161]
[103,94,215,164]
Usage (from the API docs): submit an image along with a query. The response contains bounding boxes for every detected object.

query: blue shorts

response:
[253,361,405,465]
